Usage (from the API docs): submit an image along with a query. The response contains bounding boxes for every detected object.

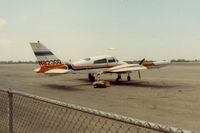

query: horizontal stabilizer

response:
[44,69,70,74]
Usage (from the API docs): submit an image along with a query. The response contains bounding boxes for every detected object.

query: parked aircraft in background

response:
[30,41,170,83]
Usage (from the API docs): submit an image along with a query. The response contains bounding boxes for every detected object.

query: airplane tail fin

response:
[30,41,68,73]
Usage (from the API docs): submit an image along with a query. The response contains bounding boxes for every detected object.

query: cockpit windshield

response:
[94,58,107,64]
[108,57,118,63]
[108,58,115,63]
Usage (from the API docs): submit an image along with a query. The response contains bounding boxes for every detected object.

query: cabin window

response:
[94,58,107,64]
[108,58,116,63]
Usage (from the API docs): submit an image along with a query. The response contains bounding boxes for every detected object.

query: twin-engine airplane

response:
[30,41,170,83]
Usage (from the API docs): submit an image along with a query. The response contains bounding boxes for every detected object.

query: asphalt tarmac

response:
[0,63,200,132]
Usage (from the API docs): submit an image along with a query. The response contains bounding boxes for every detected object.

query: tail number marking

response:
[38,60,62,66]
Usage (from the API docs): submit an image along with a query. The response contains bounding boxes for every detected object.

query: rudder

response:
[30,41,63,66]
[30,41,68,73]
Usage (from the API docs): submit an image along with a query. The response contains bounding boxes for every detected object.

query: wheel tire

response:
[116,77,121,84]
[91,76,95,82]
[88,74,95,82]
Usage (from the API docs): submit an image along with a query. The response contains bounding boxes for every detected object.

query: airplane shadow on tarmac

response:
[77,78,178,89]
[42,83,91,91]
[110,81,178,89]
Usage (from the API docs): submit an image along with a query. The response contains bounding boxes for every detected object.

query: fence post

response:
[8,89,13,133]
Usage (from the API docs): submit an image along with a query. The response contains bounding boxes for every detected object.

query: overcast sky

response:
[1,0,200,61]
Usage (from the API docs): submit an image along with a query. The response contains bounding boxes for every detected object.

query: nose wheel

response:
[88,73,95,82]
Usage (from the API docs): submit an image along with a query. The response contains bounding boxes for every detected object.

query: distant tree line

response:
[125,59,200,64]
[0,61,37,64]
[171,59,200,62]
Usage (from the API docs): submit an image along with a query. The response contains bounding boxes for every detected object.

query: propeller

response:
[139,58,145,65]
[138,71,141,79]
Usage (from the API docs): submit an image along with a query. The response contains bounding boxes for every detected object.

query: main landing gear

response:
[88,73,95,82]
[89,73,133,84]
[116,74,122,84]
[116,73,132,84]
[127,73,131,81]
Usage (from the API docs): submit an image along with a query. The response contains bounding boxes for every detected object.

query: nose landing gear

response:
[88,73,95,82]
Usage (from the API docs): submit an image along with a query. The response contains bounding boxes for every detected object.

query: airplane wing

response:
[104,60,170,73]
[44,69,70,74]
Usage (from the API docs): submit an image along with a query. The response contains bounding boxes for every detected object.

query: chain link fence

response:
[0,90,9,133]
[0,89,194,133]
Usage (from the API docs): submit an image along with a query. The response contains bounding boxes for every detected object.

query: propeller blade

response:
[138,71,141,79]
[139,58,145,65]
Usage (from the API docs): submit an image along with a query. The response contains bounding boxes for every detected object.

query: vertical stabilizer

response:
[30,41,67,73]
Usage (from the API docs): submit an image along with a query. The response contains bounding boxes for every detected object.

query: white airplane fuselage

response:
[67,55,127,74]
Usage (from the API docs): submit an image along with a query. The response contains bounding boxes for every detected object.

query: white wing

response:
[44,69,70,75]
[104,61,170,73]
[104,64,146,73]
